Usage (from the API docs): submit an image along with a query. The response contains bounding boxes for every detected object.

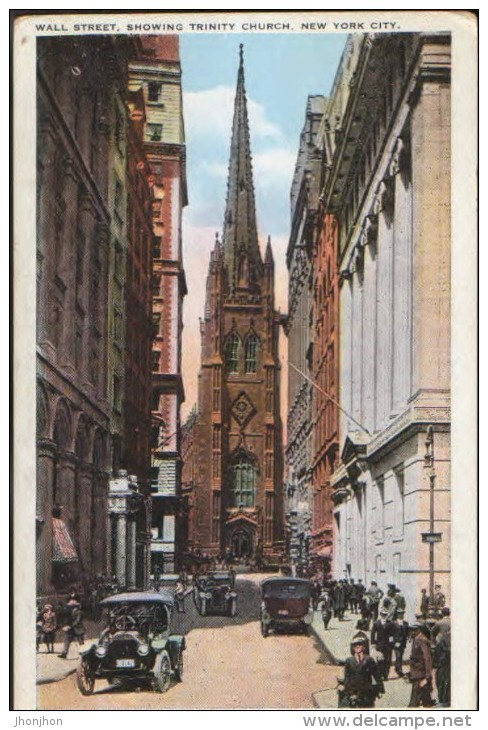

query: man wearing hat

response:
[433,584,446,617]
[391,610,409,676]
[338,631,384,708]
[408,621,434,707]
[59,600,85,659]
[432,609,451,707]
[371,608,395,680]
[380,585,398,621]
[394,586,406,615]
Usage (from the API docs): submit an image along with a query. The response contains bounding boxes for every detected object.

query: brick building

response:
[187,47,284,563]
[129,37,188,574]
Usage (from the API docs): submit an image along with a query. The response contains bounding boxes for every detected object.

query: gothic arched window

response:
[225,333,240,373]
[231,459,256,508]
[245,333,258,373]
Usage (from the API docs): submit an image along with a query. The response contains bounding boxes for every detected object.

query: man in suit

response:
[59,600,85,658]
[371,608,394,680]
[391,609,409,676]
[408,622,435,707]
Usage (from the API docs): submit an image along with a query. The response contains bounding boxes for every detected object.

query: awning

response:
[52,518,78,563]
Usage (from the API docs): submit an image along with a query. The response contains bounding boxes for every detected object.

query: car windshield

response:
[106,602,169,634]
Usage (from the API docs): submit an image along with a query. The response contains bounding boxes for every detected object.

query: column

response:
[115,512,127,587]
[56,452,77,528]
[362,237,377,433]
[58,160,79,373]
[37,439,56,594]
[375,182,394,430]
[126,516,137,589]
[77,464,93,578]
[339,277,353,437]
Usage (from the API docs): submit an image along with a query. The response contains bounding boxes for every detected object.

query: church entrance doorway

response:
[229,526,254,560]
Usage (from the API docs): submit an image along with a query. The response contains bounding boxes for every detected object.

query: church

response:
[186,47,284,563]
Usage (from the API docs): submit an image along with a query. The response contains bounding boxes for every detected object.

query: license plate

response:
[116,659,135,668]
[278,609,289,616]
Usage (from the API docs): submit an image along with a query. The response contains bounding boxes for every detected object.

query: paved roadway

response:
[38,573,339,710]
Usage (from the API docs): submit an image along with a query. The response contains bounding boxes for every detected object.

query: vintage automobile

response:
[260,577,314,637]
[193,571,238,616]
[76,591,185,695]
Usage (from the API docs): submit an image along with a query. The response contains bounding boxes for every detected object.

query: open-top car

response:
[193,571,237,616]
[260,577,313,637]
[76,591,185,695]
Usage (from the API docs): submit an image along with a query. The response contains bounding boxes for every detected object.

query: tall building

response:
[36,36,132,595]
[129,37,188,575]
[285,96,326,571]
[187,47,284,563]
[325,34,451,615]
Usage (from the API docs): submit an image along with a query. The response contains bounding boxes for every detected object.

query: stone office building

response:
[36,36,130,595]
[187,47,284,563]
[285,95,326,570]
[323,34,451,616]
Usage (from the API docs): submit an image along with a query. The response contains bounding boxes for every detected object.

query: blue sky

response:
[179,33,347,416]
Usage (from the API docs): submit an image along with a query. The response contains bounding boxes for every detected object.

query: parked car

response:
[260,577,313,637]
[76,591,185,695]
[193,571,238,616]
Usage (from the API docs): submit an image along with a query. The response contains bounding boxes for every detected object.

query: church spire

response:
[222,44,263,294]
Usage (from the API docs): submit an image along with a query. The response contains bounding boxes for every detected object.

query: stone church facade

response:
[187,47,284,563]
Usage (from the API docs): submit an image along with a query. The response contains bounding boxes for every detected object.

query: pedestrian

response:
[312,578,322,610]
[408,622,435,707]
[394,586,406,616]
[420,588,430,619]
[366,581,384,622]
[36,602,43,653]
[59,600,85,659]
[320,590,333,630]
[40,603,57,653]
[391,610,409,677]
[432,606,451,645]
[349,579,358,613]
[335,580,347,621]
[371,608,395,680]
[432,584,446,617]
[380,585,397,621]
[432,622,451,707]
[338,632,384,708]
[174,579,186,613]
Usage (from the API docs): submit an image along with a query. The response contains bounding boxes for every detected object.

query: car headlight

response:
[95,645,107,658]
[137,643,150,656]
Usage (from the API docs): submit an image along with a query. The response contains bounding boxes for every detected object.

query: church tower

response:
[189,46,284,563]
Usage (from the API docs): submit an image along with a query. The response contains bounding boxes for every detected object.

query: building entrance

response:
[230,527,254,559]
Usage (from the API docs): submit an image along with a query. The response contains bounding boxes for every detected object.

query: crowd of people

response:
[309,576,451,709]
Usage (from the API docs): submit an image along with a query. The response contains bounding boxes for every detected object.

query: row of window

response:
[225,332,259,373]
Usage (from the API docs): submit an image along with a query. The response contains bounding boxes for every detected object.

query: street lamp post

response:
[422,425,442,606]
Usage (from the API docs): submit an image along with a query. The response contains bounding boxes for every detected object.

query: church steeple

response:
[222,44,263,294]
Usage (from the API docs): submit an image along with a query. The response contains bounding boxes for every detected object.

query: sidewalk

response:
[310,610,412,709]
[36,580,191,685]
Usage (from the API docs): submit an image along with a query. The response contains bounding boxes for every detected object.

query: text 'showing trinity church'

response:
[187,47,284,562]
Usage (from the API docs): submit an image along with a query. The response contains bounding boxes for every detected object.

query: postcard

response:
[12,9,477,718]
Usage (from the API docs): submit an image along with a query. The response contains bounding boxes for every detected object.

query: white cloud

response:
[183,86,283,143]
[253,148,297,189]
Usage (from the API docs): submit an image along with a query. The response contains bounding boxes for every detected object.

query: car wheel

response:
[76,656,95,696]
[261,620,269,638]
[174,652,184,682]
[153,650,172,693]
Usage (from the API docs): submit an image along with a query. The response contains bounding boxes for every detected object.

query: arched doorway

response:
[228,524,255,560]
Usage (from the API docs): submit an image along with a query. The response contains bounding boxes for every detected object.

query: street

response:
[38,574,339,710]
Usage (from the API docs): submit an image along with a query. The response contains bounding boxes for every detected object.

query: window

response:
[393,468,405,539]
[245,333,258,373]
[113,374,121,412]
[231,459,256,508]
[148,82,162,103]
[225,333,240,373]
[152,274,161,296]
[147,123,163,142]
[152,312,161,338]
[375,478,385,541]
[152,350,160,372]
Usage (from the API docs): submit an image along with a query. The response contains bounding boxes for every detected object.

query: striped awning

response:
[52,518,78,563]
